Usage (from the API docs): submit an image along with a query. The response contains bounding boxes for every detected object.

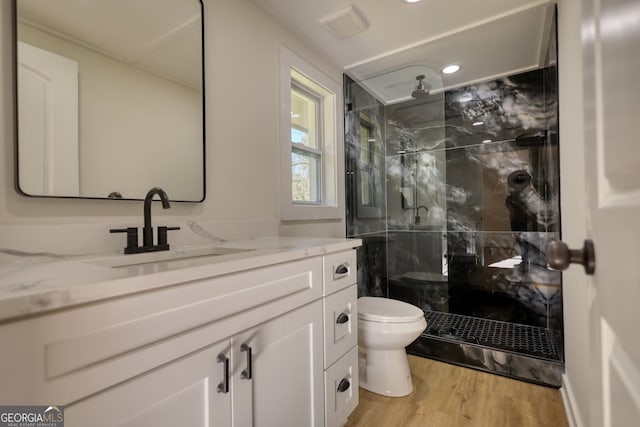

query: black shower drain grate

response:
[423,311,562,361]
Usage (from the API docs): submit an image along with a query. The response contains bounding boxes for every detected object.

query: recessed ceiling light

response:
[403,0,423,3]
[441,64,461,74]
[472,121,484,126]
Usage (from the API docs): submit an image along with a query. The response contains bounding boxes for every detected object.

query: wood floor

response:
[344,355,568,427]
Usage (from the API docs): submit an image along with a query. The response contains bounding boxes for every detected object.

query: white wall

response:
[557,1,590,426]
[0,0,345,257]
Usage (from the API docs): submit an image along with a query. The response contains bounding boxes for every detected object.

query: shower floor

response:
[423,310,563,361]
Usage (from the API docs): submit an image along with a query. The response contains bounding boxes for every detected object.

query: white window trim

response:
[279,46,344,221]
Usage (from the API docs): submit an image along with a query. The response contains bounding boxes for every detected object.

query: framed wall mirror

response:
[14,0,205,201]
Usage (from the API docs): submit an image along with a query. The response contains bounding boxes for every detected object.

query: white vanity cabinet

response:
[322,250,359,427]
[66,300,324,427]
[0,242,361,427]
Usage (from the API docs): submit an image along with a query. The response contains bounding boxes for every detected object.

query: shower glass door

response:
[345,20,562,386]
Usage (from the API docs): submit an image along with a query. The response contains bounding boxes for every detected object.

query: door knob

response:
[546,239,596,275]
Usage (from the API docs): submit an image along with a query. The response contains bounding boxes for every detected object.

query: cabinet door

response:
[66,340,232,427]
[232,300,324,427]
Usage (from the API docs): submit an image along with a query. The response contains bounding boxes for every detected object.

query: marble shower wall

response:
[346,66,562,343]
[385,94,447,229]
[443,68,561,331]
[384,92,450,312]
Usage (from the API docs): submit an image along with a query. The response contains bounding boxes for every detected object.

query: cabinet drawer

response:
[324,285,357,368]
[323,250,357,295]
[324,346,359,427]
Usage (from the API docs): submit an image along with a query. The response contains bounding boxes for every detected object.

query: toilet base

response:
[358,347,414,397]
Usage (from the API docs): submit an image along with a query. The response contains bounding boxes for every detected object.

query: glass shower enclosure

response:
[345,28,562,387]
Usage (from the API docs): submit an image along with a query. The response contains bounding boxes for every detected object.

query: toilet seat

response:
[358,297,424,323]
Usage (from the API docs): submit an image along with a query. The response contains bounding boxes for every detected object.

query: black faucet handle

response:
[110,227,139,254]
[157,226,180,246]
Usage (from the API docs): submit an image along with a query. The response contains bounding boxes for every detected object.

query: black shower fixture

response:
[411,74,429,98]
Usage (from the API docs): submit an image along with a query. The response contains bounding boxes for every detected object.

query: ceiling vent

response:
[320,5,370,40]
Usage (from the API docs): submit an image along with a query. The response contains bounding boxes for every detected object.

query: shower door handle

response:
[546,239,596,275]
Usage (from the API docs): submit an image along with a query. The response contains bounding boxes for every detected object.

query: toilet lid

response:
[358,297,424,323]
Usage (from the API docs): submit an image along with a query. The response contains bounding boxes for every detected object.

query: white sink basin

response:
[91,246,254,269]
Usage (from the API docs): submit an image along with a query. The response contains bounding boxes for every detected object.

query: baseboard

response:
[561,374,585,427]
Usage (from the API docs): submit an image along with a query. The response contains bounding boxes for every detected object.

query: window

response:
[291,83,321,203]
[280,46,343,220]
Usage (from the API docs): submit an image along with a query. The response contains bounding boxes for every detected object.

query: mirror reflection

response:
[15,0,204,201]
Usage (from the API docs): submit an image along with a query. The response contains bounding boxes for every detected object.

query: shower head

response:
[411,74,429,98]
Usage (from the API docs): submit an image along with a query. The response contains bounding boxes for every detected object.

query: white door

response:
[232,300,325,427]
[65,341,232,427]
[17,42,79,196]
[570,0,640,425]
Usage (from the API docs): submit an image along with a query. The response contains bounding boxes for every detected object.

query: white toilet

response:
[357,297,427,397]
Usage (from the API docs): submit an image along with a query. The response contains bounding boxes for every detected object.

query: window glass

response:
[290,80,323,204]
[292,149,321,203]
[291,86,319,149]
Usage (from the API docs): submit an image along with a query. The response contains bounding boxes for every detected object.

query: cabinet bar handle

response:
[337,378,351,393]
[240,343,253,380]
[217,354,229,394]
[336,312,349,324]
[335,264,349,275]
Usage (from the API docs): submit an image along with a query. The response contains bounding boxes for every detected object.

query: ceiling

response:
[254,0,556,104]
[16,0,202,90]
[15,0,554,101]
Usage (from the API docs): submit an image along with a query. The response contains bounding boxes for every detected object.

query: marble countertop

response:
[0,237,361,322]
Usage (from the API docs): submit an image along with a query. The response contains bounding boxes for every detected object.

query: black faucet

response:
[110,187,180,254]
[143,187,171,247]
